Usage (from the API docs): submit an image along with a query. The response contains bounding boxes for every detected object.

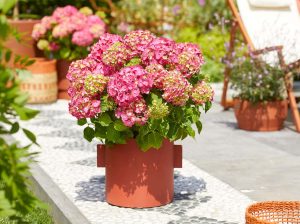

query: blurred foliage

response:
[175,27,229,82]
[0,1,44,222]
[0,208,53,224]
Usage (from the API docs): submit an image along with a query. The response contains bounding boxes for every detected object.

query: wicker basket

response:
[246,201,300,224]
[20,58,57,104]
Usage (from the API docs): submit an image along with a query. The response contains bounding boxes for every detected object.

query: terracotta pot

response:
[5,20,42,64]
[97,139,182,208]
[56,59,72,100]
[234,99,288,131]
[20,58,57,104]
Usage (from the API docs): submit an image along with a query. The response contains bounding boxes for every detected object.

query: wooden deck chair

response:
[221,0,300,132]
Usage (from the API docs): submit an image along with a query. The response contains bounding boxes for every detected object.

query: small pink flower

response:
[49,42,60,51]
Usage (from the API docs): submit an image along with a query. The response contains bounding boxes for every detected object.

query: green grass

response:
[0,208,53,224]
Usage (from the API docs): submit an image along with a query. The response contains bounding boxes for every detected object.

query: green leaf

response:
[114,120,128,131]
[10,122,19,134]
[77,118,87,126]
[23,128,38,145]
[149,132,163,149]
[205,101,212,113]
[5,50,11,62]
[84,127,95,142]
[106,125,120,142]
[12,104,39,120]
[0,0,17,13]
[196,121,202,134]
[60,48,71,59]
[94,123,107,139]
[13,94,28,105]
[186,126,195,138]
[98,113,112,126]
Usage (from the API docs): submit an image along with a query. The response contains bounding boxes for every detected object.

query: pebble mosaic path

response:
[16,100,253,224]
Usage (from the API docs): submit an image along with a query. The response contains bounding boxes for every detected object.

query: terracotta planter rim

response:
[8,19,40,24]
[234,98,287,104]
[29,57,56,65]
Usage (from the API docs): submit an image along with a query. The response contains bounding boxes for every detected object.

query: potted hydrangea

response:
[231,55,288,131]
[32,5,106,99]
[67,30,214,208]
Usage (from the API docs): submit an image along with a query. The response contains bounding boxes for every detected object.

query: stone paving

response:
[16,100,253,224]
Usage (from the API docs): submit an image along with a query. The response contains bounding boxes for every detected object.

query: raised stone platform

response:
[16,100,253,224]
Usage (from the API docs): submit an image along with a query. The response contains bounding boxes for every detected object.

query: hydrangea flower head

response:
[162,70,192,106]
[145,64,168,89]
[191,81,214,105]
[72,30,94,47]
[88,33,122,62]
[102,42,131,67]
[107,65,152,106]
[69,91,101,119]
[115,98,148,127]
[84,74,109,95]
[148,99,169,119]
[124,30,156,56]
[141,37,177,66]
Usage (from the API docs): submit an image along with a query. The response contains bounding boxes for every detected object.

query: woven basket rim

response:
[246,201,300,224]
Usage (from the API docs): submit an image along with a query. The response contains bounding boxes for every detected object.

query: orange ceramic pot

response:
[56,59,72,100]
[234,99,288,131]
[97,139,182,208]
[5,20,42,63]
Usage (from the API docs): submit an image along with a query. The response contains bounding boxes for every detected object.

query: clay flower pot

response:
[56,59,72,100]
[97,139,182,208]
[5,19,42,65]
[233,99,288,131]
[20,58,57,104]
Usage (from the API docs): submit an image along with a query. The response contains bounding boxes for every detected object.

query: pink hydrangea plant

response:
[32,5,106,60]
[68,30,214,148]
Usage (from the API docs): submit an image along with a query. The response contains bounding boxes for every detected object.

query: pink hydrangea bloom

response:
[145,64,168,89]
[66,58,97,88]
[174,43,205,78]
[41,16,57,29]
[72,30,94,47]
[190,81,214,105]
[52,5,78,22]
[123,30,156,56]
[162,70,192,106]
[141,37,177,66]
[69,91,101,119]
[52,23,73,38]
[88,33,122,62]
[115,99,148,127]
[89,24,106,38]
[102,42,131,67]
[107,66,153,107]
[32,24,47,40]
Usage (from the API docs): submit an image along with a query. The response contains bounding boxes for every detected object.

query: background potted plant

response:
[231,54,288,131]
[32,5,106,99]
[67,30,214,208]
[4,0,42,63]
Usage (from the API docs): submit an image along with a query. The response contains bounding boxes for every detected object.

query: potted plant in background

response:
[5,0,42,63]
[67,30,214,208]
[231,54,288,131]
[32,5,106,99]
